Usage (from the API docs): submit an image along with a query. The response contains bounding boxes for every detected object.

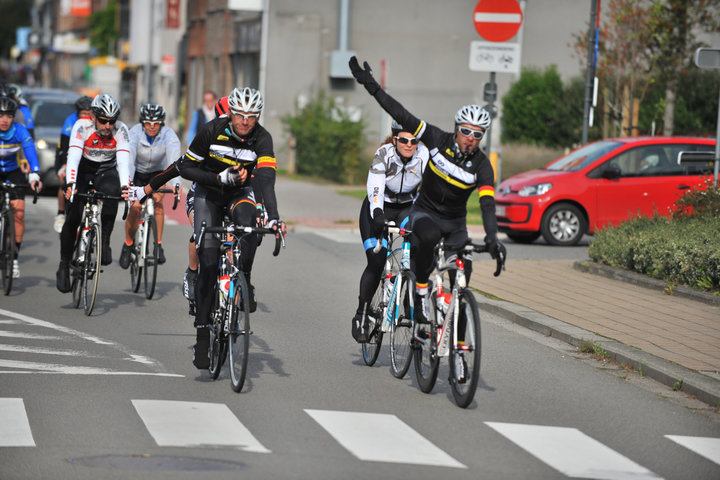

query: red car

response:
[495,137,716,246]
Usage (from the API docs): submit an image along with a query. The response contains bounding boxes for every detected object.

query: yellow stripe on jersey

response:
[412,120,425,138]
[478,185,495,198]
[257,156,277,169]
[428,160,475,190]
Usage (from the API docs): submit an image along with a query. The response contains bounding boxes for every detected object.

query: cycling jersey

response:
[66,118,131,187]
[128,124,181,187]
[367,142,428,215]
[18,105,34,131]
[180,116,279,222]
[0,122,39,173]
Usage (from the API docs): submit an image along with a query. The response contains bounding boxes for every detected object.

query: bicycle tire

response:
[449,289,482,408]
[70,228,84,309]
[143,216,159,299]
[130,222,143,293]
[414,290,440,393]
[208,288,224,380]
[228,274,251,392]
[361,281,384,366]
[82,224,101,316]
[390,271,415,379]
[1,209,16,295]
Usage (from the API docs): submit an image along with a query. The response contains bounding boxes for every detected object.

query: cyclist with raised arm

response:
[0,95,42,278]
[54,95,93,233]
[349,56,506,322]
[56,93,131,293]
[175,87,285,369]
[351,120,428,342]
[118,104,181,269]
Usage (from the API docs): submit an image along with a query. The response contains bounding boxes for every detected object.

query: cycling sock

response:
[415,282,428,296]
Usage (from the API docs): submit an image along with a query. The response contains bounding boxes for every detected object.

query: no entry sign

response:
[473,0,523,43]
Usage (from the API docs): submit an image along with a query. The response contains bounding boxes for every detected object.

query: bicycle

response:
[128,187,179,299]
[69,184,127,315]
[198,219,285,392]
[0,181,37,295]
[413,238,505,408]
[361,221,415,379]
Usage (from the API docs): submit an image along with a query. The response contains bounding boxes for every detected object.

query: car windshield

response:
[31,100,76,128]
[545,141,621,172]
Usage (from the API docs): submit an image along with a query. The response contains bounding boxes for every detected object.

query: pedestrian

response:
[186,90,217,144]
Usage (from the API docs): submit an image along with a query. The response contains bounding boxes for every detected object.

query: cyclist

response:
[176,86,285,369]
[0,95,42,278]
[349,56,506,322]
[8,85,34,139]
[351,120,428,342]
[118,103,181,269]
[54,95,93,233]
[56,93,131,293]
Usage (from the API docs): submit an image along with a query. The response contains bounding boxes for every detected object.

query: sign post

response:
[469,0,524,187]
[694,48,720,187]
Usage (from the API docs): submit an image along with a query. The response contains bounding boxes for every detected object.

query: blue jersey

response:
[60,112,78,138]
[0,123,39,173]
[18,105,34,130]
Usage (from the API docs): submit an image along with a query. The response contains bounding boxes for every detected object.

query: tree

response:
[0,0,31,59]
[89,0,119,57]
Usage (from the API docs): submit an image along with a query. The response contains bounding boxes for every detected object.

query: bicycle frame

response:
[134,196,155,268]
[381,226,413,332]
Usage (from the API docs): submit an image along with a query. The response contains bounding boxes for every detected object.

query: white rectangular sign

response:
[469,41,521,74]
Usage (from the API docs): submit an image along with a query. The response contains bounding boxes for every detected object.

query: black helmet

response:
[139,103,166,123]
[75,95,93,112]
[391,120,406,136]
[0,96,18,116]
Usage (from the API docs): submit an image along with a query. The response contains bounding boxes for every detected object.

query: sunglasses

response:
[458,126,484,140]
[232,112,259,120]
[143,121,162,126]
[395,136,419,145]
[97,117,117,125]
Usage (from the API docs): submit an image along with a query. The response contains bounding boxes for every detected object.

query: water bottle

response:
[218,275,231,308]
[78,227,89,261]
[401,241,410,269]
[382,274,393,304]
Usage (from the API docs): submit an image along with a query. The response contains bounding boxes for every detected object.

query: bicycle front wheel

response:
[449,289,482,408]
[82,224,101,316]
[361,281,384,366]
[143,217,159,299]
[1,210,16,295]
[390,271,414,378]
[228,275,251,392]
[414,291,439,393]
[130,223,142,293]
[208,289,225,380]
[70,230,84,308]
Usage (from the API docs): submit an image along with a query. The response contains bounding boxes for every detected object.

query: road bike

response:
[128,187,179,299]
[69,185,127,315]
[361,221,415,379]
[198,219,285,392]
[413,238,505,408]
[0,181,37,295]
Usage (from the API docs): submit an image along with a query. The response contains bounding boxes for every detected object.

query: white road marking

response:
[0,330,61,340]
[486,422,661,480]
[666,435,720,465]
[0,359,182,376]
[305,409,465,468]
[0,344,100,357]
[132,400,270,453]
[0,398,35,447]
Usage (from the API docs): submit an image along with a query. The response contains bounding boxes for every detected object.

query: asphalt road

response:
[0,188,718,480]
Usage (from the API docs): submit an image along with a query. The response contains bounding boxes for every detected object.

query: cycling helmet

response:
[227,87,263,114]
[74,95,93,112]
[214,96,229,117]
[91,93,121,120]
[454,105,491,130]
[0,96,18,115]
[139,103,166,123]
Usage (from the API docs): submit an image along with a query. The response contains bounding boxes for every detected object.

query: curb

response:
[474,295,720,408]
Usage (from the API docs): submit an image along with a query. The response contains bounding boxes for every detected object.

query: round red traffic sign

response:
[473,0,523,43]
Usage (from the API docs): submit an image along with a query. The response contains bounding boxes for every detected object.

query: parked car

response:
[495,137,716,246]
[23,88,82,190]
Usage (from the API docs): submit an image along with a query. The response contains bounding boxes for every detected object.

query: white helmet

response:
[454,105,491,129]
[91,93,121,120]
[228,87,263,114]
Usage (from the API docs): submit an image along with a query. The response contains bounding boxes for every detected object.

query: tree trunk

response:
[662,76,678,136]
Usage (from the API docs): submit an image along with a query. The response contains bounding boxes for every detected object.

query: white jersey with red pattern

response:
[66,117,132,186]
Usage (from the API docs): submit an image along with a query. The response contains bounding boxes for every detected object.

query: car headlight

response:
[36,139,48,150]
[518,183,553,197]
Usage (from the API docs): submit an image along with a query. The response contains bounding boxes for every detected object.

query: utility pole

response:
[581,0,599,145]
[145,0,155,103]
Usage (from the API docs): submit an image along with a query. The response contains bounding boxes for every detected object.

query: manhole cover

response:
[68,454,249,471]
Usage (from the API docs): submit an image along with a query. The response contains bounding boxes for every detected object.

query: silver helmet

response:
[227,87,263,114]
[91,93,121,120]
[454,105,491,129]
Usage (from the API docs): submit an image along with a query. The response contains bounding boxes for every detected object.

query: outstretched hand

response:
[348,56,381,95]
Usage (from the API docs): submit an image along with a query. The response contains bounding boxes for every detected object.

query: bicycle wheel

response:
[361,281,384,366]
[449,289,482,408]
[143,216,159,299]
[228,274,251,392]
[1,210,16,295]
[208,289,225,380]
[82,224,101,316]
[130,223,143,293]
[414,290,439,393]
[390,271,415,378]
[70,230,84,308]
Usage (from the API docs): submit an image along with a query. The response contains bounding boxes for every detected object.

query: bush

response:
[282,91,367,184]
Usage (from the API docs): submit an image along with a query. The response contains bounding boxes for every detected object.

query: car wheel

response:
[540,203,587,246]
[506,231,541,244]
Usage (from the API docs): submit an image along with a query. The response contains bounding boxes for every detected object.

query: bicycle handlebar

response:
[71,189,130,220]
[435,239,506,277]
[198,221,286,256]
[1,181,40,204]
[372,220,413,254]
[154,188,179,210]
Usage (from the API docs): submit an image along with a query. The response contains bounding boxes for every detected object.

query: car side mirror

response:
[602,165,621,179]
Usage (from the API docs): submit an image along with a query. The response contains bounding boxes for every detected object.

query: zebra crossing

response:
[2,397,718,478]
